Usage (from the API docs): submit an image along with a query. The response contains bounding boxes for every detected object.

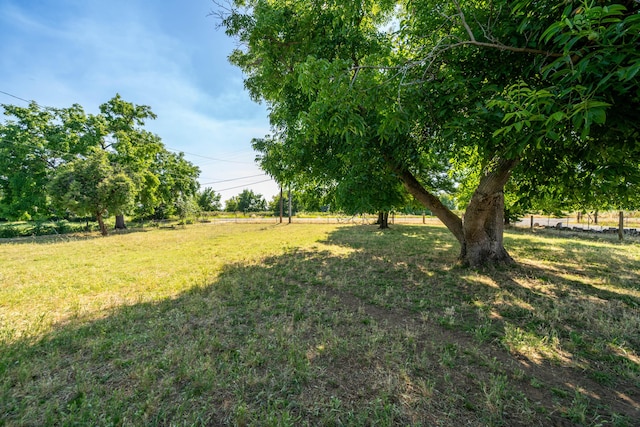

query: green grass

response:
[1,223,638,426]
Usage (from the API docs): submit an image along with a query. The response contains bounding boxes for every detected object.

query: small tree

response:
[225,189,266,213]
[175,194,200,225]
[197,187,222,211]
[151,151,201,219]
[49,149,135,236]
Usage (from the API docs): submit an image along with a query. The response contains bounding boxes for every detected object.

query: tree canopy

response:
[49,149,135,235]
[0,96,201,229]
[197,187,223,212]
[225,189,267,212]
[219,0,640,265]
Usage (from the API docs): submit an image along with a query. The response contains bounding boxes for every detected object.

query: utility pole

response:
[288,186,292,223]
[279,186,283,224]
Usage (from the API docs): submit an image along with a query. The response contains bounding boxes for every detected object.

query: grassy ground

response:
[0,223,638,426]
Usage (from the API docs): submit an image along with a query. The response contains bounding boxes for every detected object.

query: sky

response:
[0,0,280,202]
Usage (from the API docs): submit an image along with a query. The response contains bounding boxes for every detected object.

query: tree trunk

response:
[97,213,108,236]
[393,157,517,267]
[503,207,512,226]
[377,211,390,229]
[115,214,127,230]
[461,191,513,266]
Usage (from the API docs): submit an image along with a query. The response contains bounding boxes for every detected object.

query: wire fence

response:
[198,213,445,226]
[513,213,640,232]
[198,211,640,238]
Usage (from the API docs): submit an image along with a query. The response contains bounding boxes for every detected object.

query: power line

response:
[1,90,277,197]
[0,137,272,190]
[0,90,32,104]
[0,136,276,197]
[191,152,256,168]
[214,178,274,193]
[1,89,258,166]
[200,173,267,186]
[0,136,206,184]
[165,147,254,165]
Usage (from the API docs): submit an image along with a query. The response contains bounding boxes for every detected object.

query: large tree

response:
[89,95,164,228]
[0,96,200,225]
[0,108,52,220]
[218,0,640,265]
[0,103,76,220]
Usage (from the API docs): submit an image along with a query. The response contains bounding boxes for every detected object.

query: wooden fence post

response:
[619,211,624,241]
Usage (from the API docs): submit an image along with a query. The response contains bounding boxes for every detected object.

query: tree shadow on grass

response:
[1,224,638,426]
[0,227,159,246]
[321,225,639,417]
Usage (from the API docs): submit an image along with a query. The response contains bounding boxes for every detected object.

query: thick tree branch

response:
[349,5,563,81]
[476,157,520,196]
[389,163,465,244]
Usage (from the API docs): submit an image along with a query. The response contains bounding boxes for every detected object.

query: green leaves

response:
[489,83,554,148]
[49,149,136,220]
[225,189,266,212]
[224,0,411,214]
[540,2,627,46]
[220,0,640,224]
[616,58,640,82]
[1,96,200,223]
[490,80,615,142]
[197,188,222,212]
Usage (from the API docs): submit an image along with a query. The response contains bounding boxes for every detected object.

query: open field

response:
[1,223,639,426]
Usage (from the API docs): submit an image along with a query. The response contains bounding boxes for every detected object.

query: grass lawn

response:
[1,223,638,426]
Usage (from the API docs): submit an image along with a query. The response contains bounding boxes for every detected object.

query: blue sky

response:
[0,0,280,202]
